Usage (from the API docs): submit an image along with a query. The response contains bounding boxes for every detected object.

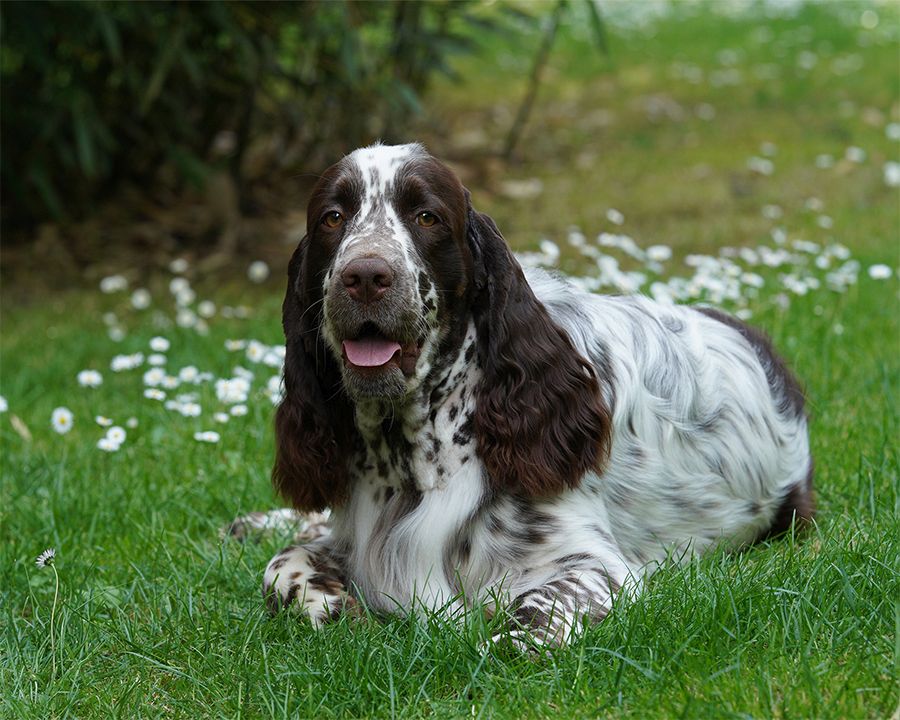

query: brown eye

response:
[322,211,343,228]
[416,211,438,228]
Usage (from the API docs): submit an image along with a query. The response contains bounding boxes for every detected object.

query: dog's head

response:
[274,144,611,510]
[304,143,472,399]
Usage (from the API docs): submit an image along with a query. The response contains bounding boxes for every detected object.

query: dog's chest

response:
[338,374,485,609]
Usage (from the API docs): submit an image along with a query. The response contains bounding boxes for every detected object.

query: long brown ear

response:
[273,238,355,512]
[467,209,612,496]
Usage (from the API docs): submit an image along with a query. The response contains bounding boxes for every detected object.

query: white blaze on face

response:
[335,143,426,274]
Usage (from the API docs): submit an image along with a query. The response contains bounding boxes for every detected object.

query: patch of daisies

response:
[516,126,896,319]
[518,216,893,323]
[28,257,284,451]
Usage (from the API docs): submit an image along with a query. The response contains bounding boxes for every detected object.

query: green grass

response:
[2,2,899,718]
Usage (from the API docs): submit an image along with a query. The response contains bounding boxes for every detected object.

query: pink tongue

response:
[343,338,402,367]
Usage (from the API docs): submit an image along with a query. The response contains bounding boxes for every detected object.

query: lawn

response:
[1,2,898,718]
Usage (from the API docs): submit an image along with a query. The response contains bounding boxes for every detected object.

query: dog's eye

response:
[322,211,343,228]
[416,211,438,228]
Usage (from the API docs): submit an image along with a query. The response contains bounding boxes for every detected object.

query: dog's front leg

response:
[494,560,628,652]
[262,542,356,627]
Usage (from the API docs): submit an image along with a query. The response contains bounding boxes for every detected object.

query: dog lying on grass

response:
[231,143,813,651]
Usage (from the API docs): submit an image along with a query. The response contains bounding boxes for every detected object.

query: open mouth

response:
[341,323,421,377]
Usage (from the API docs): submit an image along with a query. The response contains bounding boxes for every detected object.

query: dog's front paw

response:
[262,544,355,627]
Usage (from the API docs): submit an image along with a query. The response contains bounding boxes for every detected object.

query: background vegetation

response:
[1,1,499,233]
[1,1,898,718]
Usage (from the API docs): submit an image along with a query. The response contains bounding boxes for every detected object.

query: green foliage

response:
[0,1,486,229]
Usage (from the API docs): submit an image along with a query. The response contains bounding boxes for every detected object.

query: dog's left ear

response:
[467,207,613,497]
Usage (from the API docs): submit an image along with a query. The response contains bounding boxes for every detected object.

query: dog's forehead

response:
[345,143,427,196]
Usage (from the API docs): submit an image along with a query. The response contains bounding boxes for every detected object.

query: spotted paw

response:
[262,544,353,627]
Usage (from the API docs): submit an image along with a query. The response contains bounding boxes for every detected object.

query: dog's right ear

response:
[273,238,353,512]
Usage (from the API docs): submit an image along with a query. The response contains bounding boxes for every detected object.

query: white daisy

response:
[246,341,267,363]
[176,309,197,328]
[230,404,248,417]
[0,395,7,413]
[108,327,126,342]
[178,366,200,383]
[126,417,139,429]
[99,275,128,293]
[197,300,216,318]
[214,412,230,424]
[646,245,672,263]
[194,431,221,443]
[883,161,900,188]
[538,239,560,264]
[131,288,151,310]
[142,368,166,387]
[95,415,114,427]
[35,548,56,567]
[175,288,196,307]
[179,403,202,418]
[830,244,851,260]
[169,277,190,295]
[605,208,625,226]
[51,407,74,434]
[169,258,189,274]
[225,339,247,352]
[106,426,127,444]
[248,260,270,283]
[266,375,284,404]
[263,350,284,368]
[161,375,180,390]
[229,368,252,383]
[110,353,144,372]
[144,389,166,401]
[868,264,892,280]
[77,370,103,388]
[845,146,866,163]
[215,378,250,404]
[741,273,765,288]
[149,337,170,353]
[97,437,120,452]
[747,156,774,175]
[148,354,166,367]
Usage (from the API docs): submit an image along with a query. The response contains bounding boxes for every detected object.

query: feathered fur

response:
[257,143,814,650]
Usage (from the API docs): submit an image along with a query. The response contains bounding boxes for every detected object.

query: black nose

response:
[340,257,394,304]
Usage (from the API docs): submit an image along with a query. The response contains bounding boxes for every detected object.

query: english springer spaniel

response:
[246,143,813,650]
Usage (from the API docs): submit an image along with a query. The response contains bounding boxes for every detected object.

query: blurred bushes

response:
[0,0,490,232]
